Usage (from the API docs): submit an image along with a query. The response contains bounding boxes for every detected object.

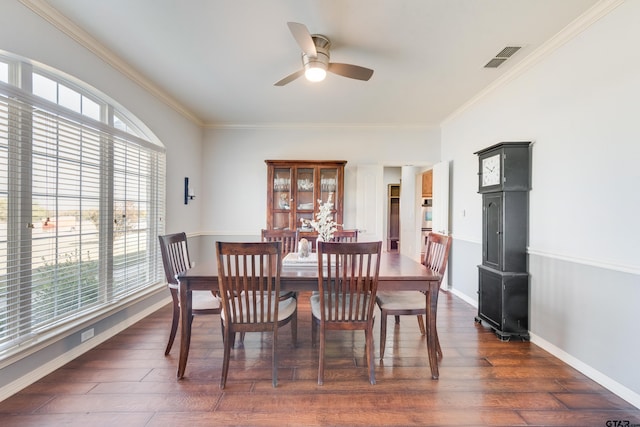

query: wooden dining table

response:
[177,251,443,380]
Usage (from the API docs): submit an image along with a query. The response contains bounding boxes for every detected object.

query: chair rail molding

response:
[527,248,639,276]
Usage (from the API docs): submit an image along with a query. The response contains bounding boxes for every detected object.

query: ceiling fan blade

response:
[287,22,317,57]
[274,69,305,86]
[328,63,374,81]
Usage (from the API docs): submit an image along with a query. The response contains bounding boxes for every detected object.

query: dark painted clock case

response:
[474,141,531,341]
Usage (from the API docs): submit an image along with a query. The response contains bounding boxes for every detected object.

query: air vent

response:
[484,58,507,68]
[484,46,522,68]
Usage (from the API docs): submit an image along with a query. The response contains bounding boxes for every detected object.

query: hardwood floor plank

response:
[0,413,153,427]
[0,393,54,414]
[88,381,227,394]
[13,381,98,395]
[38,367,153,383]
[147,408,529,427]
[519,409,640,426]
[34,393,221,413]
[552,392,638,410]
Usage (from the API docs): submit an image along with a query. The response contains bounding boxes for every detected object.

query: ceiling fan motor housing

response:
[302,34,331,72]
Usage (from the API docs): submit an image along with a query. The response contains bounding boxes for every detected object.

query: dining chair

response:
[311,240,382,385]
[216,241,297,389]
[305,229,358,253]
[261,229,299,300]
[261,229,299,254]
[331,229,358,242]
[158,232,221,356]
[375,232,452,359]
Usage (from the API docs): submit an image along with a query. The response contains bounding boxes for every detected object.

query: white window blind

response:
[0,81,165,354]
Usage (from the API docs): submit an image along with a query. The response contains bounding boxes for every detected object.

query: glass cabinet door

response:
[319,167,338,206]
[295,167,315,231]
[272,167,292,229]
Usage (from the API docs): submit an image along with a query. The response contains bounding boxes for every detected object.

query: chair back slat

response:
[217,241,282,325]
[422,232,452,282]
[158,232,191,286]
[261,229,299,254]
[317,241,381,323]
[331,229,358,243]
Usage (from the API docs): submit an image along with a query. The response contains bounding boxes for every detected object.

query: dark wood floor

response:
[1,291,639,426]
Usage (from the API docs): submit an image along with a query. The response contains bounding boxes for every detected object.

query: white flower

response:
[300,193,339,242]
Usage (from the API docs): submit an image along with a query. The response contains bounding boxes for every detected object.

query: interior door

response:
[355,165,383,243]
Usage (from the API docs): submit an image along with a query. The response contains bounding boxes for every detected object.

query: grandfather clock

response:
[474,141,531,341]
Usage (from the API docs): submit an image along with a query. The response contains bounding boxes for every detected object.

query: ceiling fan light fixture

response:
[305,66,327,82]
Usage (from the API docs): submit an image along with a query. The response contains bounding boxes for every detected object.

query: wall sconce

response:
[184,177,195,204]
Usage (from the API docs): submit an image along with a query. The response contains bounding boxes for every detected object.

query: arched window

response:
[0,53,165,356]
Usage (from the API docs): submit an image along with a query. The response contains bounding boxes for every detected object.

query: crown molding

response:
[442,0,625,125]
[203,122,439,130]
[19,0,204,126]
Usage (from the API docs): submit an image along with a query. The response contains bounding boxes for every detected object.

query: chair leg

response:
[317,326,325,385]
[230,328,236,348]
[291,310,297,346]
[220,327,232,389]
[221,320,242,347]
[165,302,180,356]
[311,314,317,347]
[366,327,376,385]
[379,310,388,359]
[423,314,443,358]
[417,314,426,335]
[272,327,278,388]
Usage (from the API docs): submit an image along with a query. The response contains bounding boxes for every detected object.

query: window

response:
[0,63,8,83]
[0,54,165,356]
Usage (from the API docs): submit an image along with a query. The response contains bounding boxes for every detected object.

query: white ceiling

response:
[41,0,601,127]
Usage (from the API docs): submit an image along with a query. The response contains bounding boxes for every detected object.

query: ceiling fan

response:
[274,22,374,86]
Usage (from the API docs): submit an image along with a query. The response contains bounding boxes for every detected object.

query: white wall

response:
[201,126,440,238]
[441,0,640,405]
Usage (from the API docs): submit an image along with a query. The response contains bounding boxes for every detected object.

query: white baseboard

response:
[449,287,477,308]
[0,298,170,402]
[530,332,640,409]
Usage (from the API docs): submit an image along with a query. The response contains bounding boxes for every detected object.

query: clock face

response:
[482,154,501,187]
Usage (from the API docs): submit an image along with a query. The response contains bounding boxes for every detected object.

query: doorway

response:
[387,183,400,252]
[382,167,401,252]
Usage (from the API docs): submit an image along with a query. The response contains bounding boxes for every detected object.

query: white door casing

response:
[355,165,384,243]
[432,161,450,235]
[432,160,450,288]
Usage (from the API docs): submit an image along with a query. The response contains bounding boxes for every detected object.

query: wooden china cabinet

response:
[265,160,346,241]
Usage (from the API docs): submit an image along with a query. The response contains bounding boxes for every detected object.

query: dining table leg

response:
[425,281,440,379]
[177,282,192,379]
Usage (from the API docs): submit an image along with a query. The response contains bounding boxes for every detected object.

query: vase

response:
[298,238,310,258]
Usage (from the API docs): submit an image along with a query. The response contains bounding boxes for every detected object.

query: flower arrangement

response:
[300,193,339,242]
